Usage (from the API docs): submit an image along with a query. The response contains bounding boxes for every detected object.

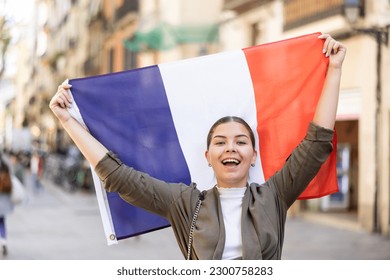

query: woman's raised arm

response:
[313,34,347,129]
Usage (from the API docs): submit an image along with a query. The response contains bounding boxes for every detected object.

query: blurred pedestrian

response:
[30,150,44,194]
[0,153,14,256]
[10,151,25,186]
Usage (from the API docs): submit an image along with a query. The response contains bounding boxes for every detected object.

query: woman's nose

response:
[225,142,236,152]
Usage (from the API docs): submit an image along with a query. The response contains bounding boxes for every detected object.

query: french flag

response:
[68,32,338,244]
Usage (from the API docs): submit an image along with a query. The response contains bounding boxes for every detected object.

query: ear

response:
[205,150,210,165]
[251,150,257,165]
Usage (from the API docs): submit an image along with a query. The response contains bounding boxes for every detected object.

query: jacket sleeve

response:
[94,151,190,217]
[269,122,334,208]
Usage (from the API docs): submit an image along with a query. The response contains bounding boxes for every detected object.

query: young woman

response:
[49,34,346,259]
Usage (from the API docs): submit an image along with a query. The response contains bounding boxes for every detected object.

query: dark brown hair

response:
[206,116,256,150]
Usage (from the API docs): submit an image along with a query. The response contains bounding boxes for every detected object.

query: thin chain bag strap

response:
[186,191,206,260]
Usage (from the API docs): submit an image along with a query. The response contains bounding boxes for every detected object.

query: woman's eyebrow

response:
[212,134,249,139]
[235,134,249,138]
[212,135,226,140]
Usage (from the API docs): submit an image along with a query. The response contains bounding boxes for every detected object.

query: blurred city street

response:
[1,171,390,260]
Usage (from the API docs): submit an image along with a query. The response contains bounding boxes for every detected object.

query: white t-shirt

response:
[217,186,246,260]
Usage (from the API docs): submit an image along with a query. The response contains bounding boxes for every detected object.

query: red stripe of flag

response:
[243,32,339,199]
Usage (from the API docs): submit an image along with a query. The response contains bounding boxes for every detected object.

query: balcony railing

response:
[115,0,139,22]
[284,0,364,30]
[224,0,273,14]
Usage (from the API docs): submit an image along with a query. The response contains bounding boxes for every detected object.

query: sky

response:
[1,0,36,74]
[0,0,35,105]
[1,0,35,24]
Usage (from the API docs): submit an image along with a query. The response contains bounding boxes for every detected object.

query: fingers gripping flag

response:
[68,33,338,244]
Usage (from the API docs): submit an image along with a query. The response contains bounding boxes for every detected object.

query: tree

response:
[0,15,11,79]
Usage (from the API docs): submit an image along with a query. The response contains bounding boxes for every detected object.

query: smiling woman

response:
[49,34,346,260]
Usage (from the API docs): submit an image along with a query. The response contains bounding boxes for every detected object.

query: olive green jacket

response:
[94,122,334,260]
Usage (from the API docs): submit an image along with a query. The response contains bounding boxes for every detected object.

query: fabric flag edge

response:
[65,79,118,246]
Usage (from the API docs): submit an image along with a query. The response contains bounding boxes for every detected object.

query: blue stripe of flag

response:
[70,65,191,239]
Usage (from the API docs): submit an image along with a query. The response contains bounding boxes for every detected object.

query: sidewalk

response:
[2,174,390,260]
[283,212,390,259]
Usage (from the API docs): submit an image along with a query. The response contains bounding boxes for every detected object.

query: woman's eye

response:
[237,141,247,145]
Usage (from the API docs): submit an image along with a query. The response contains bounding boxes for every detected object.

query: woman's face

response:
[205,121,257,188]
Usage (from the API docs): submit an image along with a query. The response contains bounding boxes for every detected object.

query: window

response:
[108,48,115,73]
[123,44,137,70]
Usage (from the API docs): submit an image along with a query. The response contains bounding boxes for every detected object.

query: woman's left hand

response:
[318,33,347,69]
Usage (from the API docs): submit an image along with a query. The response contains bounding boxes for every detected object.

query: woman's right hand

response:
[49,83,109,167]
[49,83,73,123]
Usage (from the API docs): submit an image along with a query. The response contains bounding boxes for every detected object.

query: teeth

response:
[222,159,240,164]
